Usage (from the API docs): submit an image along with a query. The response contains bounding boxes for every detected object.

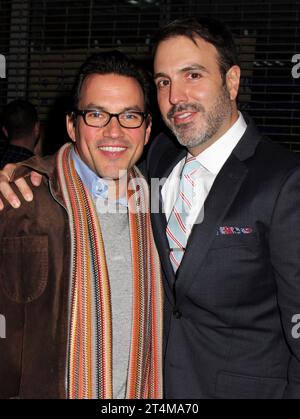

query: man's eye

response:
[123,113,138,120]
[90,112,103,118]
[121,113,141,121]
[157,79,170,89]
[187,72,202,80]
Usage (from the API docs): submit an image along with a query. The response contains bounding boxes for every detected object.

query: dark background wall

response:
[0,0,299,153]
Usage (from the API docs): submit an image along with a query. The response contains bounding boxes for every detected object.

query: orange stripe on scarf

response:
[57,143,163,399]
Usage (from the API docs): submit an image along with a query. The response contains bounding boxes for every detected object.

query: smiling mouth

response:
[172,112,196,125]
[98,146,127,152]
[97,145,128,159]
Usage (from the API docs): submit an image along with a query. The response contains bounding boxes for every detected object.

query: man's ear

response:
[34,122,41,139]
[2,126,8,138]
[144,115,152,146]
[66,113,76,142]
[226,65,241,101]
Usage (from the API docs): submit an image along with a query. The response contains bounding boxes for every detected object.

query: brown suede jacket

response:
[0,153,71,399]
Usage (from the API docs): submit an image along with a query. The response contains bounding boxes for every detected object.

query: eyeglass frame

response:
[71,109,150,129]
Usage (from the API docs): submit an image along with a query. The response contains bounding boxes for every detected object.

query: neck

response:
[10,137,35,152]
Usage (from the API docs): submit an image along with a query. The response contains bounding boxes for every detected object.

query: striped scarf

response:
[56,143,163,399]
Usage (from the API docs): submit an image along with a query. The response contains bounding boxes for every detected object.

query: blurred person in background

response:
[0,99,40,169]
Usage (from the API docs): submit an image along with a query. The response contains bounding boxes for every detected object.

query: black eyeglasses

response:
[72,109,149,129]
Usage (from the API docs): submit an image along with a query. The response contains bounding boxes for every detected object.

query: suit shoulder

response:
[148,132,183,158]
[255,137,300,173]
[259,137,300,165]
[145,132,185,177]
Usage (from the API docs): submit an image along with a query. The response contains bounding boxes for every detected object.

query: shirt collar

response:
[192,112,247,175]
[71,146,128,207]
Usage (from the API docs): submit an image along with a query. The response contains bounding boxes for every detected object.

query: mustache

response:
[167,103,205,120]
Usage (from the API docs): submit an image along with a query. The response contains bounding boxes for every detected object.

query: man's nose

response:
[103,115,124,138]
[169,81,188,105]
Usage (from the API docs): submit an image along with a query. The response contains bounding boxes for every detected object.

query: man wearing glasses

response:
[0,51,163,399]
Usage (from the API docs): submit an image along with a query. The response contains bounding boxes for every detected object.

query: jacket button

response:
[173,309,182,319]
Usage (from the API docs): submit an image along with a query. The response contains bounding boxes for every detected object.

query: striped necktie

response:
[166,156,201,272]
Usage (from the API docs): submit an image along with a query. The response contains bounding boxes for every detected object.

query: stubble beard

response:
[165,85,233,149]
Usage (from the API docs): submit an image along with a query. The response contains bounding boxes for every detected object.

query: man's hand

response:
[0,163,42,210]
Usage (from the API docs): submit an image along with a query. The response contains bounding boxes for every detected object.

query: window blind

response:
[0,0,299,151]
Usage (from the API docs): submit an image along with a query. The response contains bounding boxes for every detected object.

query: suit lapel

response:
[151,147,186,303]
[175,153,249,304]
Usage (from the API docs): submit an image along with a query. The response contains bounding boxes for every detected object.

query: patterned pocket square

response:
[217,226,254,236]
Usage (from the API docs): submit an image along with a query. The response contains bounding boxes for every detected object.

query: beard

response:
[164,84,233,149]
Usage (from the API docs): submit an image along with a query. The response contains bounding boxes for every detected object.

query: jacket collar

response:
[231,113,261,161]
[155,113,261,179]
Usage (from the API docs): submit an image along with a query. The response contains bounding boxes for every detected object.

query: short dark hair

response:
[153,17,239,81]
[2,99,38,140]
[72,50,152,112]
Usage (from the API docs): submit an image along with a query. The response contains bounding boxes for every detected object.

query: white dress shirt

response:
[162,112,247,238]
